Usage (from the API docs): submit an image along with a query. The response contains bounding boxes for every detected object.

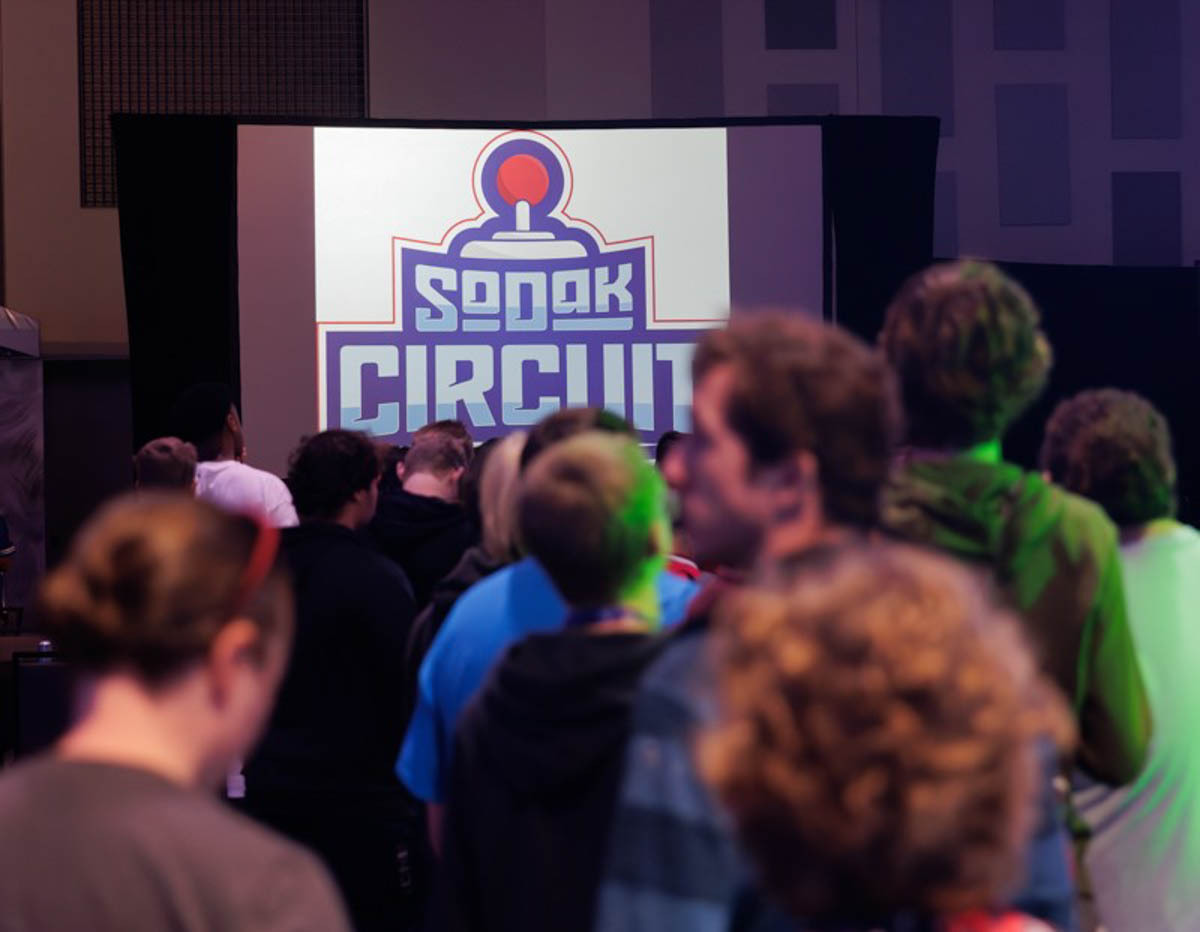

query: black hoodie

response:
[245,522,417,795]
[370,489,477,608]
[433,628,666,932]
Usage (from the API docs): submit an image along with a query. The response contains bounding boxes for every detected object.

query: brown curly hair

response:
[694,313,903,529]
[38,494,291,685]
[1040,388,1176,527]
[880,261,1052,449]
[697,544,1073,924]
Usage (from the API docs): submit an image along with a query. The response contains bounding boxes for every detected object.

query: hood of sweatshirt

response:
[472,629,665,797]
[881,457,1066,576]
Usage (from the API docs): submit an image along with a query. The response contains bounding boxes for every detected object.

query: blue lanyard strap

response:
[564,606,640,629]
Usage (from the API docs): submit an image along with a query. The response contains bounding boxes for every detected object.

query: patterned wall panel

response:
[78,0,365,207]
[766,83,839,116]
[764,0,836,49]
[1110,0,1181,139]
[934,171,959,257]
[993,0,1065,50]
[650,0,724,116]
[1113,172,1183,265]
[709,0,1199,267]
[881,0,955,136]
[995,84,1072,226]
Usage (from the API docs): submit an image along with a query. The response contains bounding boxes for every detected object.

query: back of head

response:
[1041,389,1176,528]
[519,407,636,473]
[699,543,1072,924]
[477,433,525,561]
[286,430,380,521]
[655,431,685,469]
[377,443,408,494]
[413,419,474,466]
[880,261,1052,449]
[37,494,291,685]
[694,313,901,529]
[134,438,198,490]
[519,432,666,608]
[169,383,235,462]
[403,431,471,480]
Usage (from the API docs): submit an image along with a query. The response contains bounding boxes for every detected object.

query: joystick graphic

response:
[496,154,549,237]
[460,149,587,260]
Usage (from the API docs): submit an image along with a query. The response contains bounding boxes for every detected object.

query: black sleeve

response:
[427,726,484,932]
[400,601,441,734]
[362,562,420,757]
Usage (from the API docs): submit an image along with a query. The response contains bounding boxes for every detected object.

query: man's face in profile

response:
[675,364,771,570]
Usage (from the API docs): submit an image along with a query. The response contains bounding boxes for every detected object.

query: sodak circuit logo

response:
[324,131,713,442]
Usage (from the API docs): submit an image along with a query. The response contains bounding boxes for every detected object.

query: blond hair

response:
[478,432,526,562]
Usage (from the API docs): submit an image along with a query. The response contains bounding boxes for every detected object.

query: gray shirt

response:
[0,757,351,931]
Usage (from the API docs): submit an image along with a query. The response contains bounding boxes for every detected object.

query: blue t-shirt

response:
[397,557,698,803]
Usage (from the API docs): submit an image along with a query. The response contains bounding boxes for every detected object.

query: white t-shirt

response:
[1074,522,1200,932]
[195,460,298,528]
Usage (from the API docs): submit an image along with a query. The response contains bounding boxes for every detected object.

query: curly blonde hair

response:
[697,544,1073,923]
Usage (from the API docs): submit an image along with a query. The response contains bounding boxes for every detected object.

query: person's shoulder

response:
[442,560,521,621]
[656,566,700,601]
[1021,473,1119,553]
[174,801,351,930]
[627,627,714,737]
[198,460,286,495]
[239,461,290,494]
[0,755,56,814]
[243,840,351,931]
[340,532,417,600]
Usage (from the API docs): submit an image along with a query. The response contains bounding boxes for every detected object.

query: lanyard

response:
[564,606,648,629]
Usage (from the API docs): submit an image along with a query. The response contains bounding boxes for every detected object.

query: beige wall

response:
[2,0,127,353]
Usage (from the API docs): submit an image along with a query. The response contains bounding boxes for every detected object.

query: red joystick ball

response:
[496,154,550,206]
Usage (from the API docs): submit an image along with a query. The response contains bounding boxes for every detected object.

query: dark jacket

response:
[882,457,1151,784]
[370,489,477,608]
[399,545,509,733]
[246,522,418,795]
[434,628,666,932]
[595,589,1078,932]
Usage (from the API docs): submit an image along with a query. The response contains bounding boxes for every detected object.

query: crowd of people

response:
[0,259,1192,932]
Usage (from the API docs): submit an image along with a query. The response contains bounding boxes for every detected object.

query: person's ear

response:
[206,618,265,708]
[764,450,820,523]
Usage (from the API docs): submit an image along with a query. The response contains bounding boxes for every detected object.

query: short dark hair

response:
[378,444,408,494]
[286,430,380,521]
[169,383,235,461]
[519,407,636,473]
[880,261,1052,449]
[694,313,901,529]
[414,420,474,466]
[519,433,664,607]
[655,430,686,468]
[133,437,197,490]
[404,431,471,478]
[1040,389,1176,527]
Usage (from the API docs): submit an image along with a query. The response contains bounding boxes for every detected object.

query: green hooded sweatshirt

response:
[883,457,1151,786]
